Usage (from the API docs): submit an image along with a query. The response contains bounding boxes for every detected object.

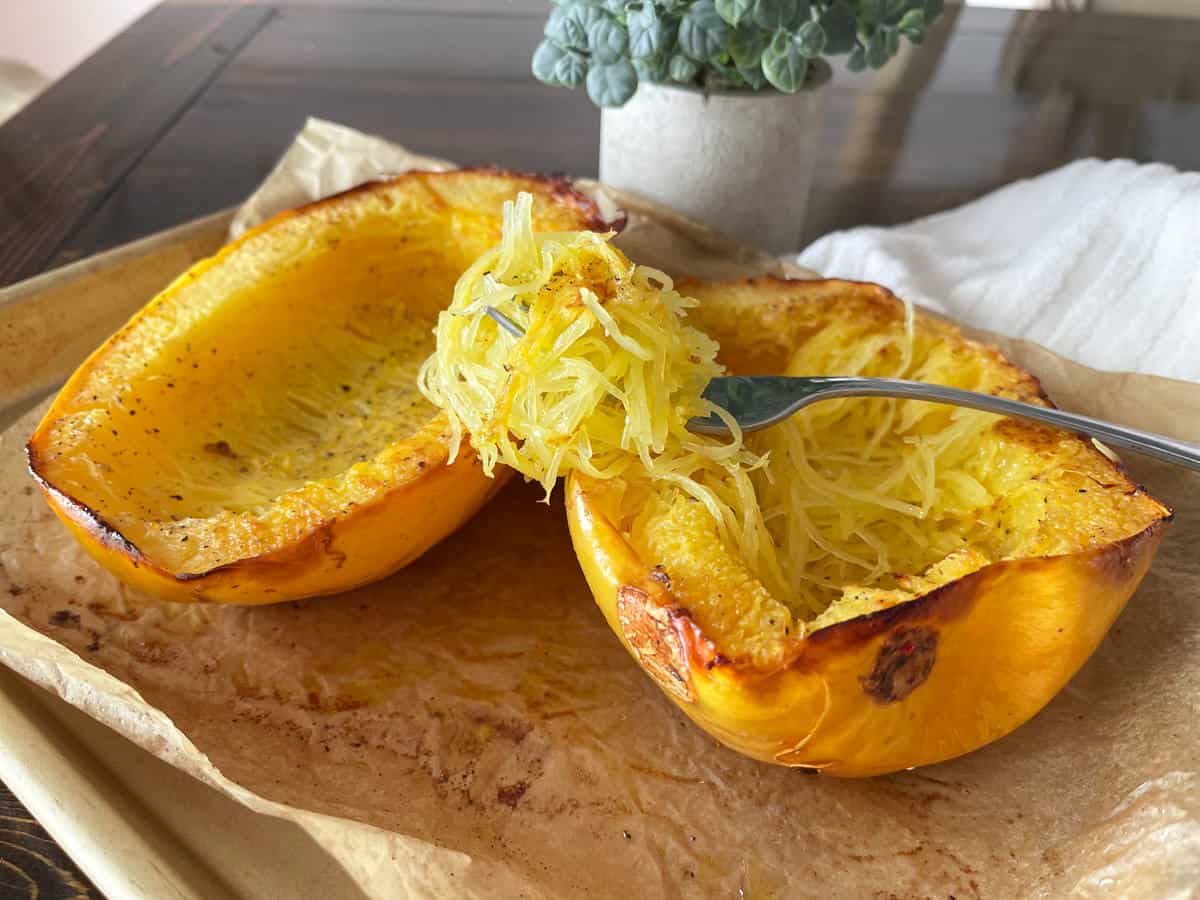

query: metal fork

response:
[485,306,1200,472]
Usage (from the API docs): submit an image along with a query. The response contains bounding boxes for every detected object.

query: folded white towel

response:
[795,159,1200,383]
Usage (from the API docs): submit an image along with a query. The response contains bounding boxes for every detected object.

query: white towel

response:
[794,159,1200,383]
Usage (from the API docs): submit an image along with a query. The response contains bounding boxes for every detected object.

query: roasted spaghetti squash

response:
[422,196,1172,775]
[27,170,607,603]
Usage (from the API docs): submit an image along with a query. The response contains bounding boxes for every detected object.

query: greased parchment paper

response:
[1,118,1197,899]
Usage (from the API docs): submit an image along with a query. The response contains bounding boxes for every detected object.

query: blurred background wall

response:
[0,0,158,81]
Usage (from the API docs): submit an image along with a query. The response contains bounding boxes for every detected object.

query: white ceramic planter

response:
[599,76,829,255]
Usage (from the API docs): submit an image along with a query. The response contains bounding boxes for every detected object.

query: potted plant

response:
[532,0,944,253]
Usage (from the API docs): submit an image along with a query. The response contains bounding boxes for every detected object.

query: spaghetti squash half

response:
[28,170,606,603]
[422,197,1171,775]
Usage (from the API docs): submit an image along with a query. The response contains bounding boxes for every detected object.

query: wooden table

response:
[0,2,1198,896]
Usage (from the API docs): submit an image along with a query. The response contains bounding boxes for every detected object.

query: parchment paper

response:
[1,118,1198,899]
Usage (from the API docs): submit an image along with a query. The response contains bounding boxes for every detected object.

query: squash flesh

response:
[29,170,605,596]
[42,245,440,574]
[620,280,1169,657]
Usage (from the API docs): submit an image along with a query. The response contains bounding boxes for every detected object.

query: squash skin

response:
[566,277,1172,777]
[28,169,608,604]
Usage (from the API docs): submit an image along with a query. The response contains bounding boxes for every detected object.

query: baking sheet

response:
[0,119,1197,898]
[0,214,380,900]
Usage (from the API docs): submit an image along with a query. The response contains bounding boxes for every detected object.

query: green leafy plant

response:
[532,0,944,107]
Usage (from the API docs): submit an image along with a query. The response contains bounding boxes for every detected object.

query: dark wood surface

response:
[6,2,1200,285]
[1,2,1199,896]
[0,794,97,899]
[0,4,273,285]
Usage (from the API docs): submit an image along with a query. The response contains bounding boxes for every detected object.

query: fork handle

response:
[806,377,1200,473]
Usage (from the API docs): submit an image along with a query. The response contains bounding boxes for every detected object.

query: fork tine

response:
[486,306,526,337]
